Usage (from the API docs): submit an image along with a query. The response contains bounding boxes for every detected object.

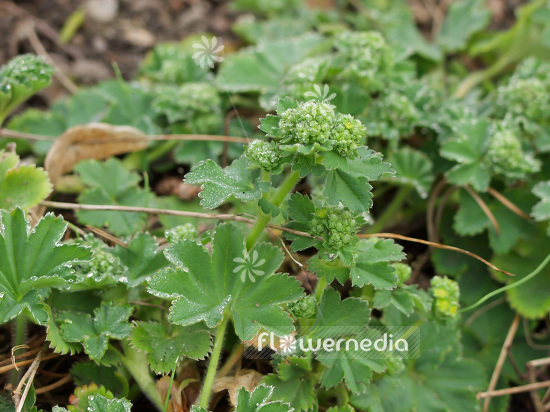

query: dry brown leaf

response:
[44,122,148,184]
[212,369,264,406]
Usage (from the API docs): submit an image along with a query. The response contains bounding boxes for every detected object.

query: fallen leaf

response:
[212,369,264,406]
[44,122,149,184]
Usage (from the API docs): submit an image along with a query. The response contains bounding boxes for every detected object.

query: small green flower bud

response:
[430,276,460,319]
[245,140,281,172]
[385,355,405,376]
[288,295,317,318]
[165,223,199,243]
[394,263,412,284]
[279,101,336,146]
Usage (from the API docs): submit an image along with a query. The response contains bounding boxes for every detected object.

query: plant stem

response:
[121,341,163,410]
[313,276,328,301]
[10,315,28,384]
[146,140,178,163]
[461,250,550,313]
[246,170,301,250]
[336,383,350,407]
[198,314,230,408]
[454,55,513,99]
[163,364,177,412]
[368,186,412,234]
[14,315,27,347]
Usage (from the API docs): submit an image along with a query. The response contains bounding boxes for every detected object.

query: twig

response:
[11,345,30,372]
[488,187,531,220]
[40,200,315,239]
[42,201,514,276]
[85,225,128,248]
[434,185,458,243]
[35,374,72,395]
[279,237,303,268]
[427,179,448,243]
[0,346,42,366]
[477,380,550,400]
[523,318,550,350]
[0,354,59,375]
[464,297,505,327]
[24,22,79,94]
[527,358,550,412]
[0,128,251,144]
[409,251,429,284]
[358,233,515,277]
[147,134,251,144]
[129,301,168,311]
[542,386,550,405]
[506,352,525,381]
[483,313,521,412]
[217,344,245,380]
[14,349,44,412]
[0,129,56,141]
[464,186,501,236]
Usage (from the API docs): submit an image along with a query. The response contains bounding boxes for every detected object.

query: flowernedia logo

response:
[233,250,266,283]
[192,35,225,69]
[244,326,420,360]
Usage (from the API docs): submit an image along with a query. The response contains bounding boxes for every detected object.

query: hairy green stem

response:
[199,314,230,408]
[121,341,163,410]
[14,315,27,348]
[314,276,328,302]
[368,186,412,234]
[454,55,513,99]
[336,383,350,407]
[461,250,550,313]
[10,315,28,384]
[246,170,301,250]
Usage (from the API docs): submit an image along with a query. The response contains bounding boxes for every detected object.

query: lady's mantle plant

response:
[6,2,550,409]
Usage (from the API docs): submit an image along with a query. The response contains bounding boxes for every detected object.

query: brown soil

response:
[0,0,239,104]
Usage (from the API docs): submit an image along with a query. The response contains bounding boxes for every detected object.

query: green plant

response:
[0,54,54,126]
[3,1,550,411]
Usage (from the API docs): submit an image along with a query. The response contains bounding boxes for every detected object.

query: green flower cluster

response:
[278,101,366,158]
[73,235,125,280]
[493,59,550,150]
[245,140,281,171]
[430,276,459,319]
[288,295,317,319]
[165,223,199,243]
[332,114,367,157]
[496,78,549,121]
[153,82,222,134]
[335,31,395,90]
[311,206,360,250]
[488,125,540,179]
[366,91,418,140]
[139,43,209,85]
[393,262,412,284]
[279,100,336,145]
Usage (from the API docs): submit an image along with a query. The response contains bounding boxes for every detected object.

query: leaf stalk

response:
[198,314,230,408]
